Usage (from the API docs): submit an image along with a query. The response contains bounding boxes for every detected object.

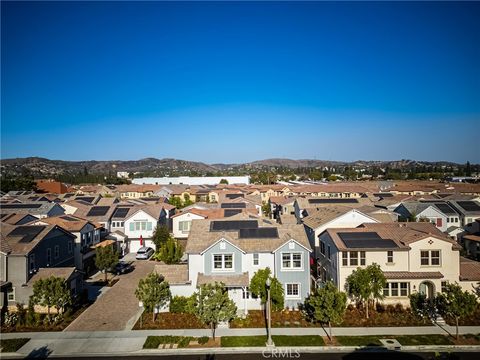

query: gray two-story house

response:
[0,223,81,311]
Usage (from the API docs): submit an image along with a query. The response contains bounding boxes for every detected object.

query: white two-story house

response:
[162,217,312,314]
[318,222,479,306]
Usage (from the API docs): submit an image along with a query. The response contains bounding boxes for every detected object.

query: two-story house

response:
[393,201,461,232]
[32,215,102,274]
[0,202,65,219]
[448,200,480,229]
[317,222,478,306]
[0,223,81,311]
[166,217,312,314]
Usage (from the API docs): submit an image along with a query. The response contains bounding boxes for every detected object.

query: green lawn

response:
[0,338,30,352]
[220,335,325,347]
[336,335,454,347]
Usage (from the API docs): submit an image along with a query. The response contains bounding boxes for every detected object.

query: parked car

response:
[113,261,134,275]
[136,246,154,260]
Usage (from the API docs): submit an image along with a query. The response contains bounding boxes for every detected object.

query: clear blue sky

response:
[1,1,479,164]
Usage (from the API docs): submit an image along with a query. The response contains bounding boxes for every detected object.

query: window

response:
[7,288,15,302]
[141,222,146,231]
[121,222,124,227]
[253,253,259,266]
[54,245,60,259]
[29,253,35,271]
[387,251,393,263]
[129,223,134,231]
[286,283,300,298]
[282,253,302,269]
[213,254,233,271]
[441,281,448,293]
[384,282,409,297]
[360,251,366,266]
[320,241,325,255]
[342,252,348,266]
[242,287,250,299]
[179,221,191,232]
[147,222,152,231]
[46,248,52,264]
[68,241,73,254]
[327,246,331,260]
[350,251,358,266]
[421,250,441,266]
[135,222,141,231]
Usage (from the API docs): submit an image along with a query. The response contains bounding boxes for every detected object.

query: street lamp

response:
[265,277,274,347]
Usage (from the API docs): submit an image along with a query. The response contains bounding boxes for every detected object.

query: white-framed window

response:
[383,282,409,297]
[342,251,366,266]
[420,250,441,266]
[7,287,15,302]
[242,287,256,299]
[54,245,60,259]
[441,281,448,292]
[179,221,191,232]
[342,252,348,266]
[46,248,52,264]
[387,251,393,263]
[281,252,303,270]
[253,253,259,266]
[285,283,300,298]
[212,253,233,271]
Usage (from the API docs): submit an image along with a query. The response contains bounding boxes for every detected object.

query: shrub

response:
[178,336,192,348]
[198,336,209,345]
[386,304,396,313]
[4,312,18,328]
[394,303,404,313]
[15,303,27,326]
[170,296,188,313]
[347,304,355,311]
[375,303,386,313]
[26,300,35,326]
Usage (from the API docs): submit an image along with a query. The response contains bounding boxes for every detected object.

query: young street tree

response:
[345,263,386,319]
[152,225,170,251]
[157,236,183,264]
[436,282,477,339]
[30,276,72,321]
[195,282,237,339]
[95,245,119,283]
[135,272,171,322]
[249,267,284,311]
[305,281,347,340]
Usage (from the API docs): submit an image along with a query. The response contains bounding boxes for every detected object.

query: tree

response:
[152,225,170,251]
[135,272,171,322]
[219,179,229,184]
[436,282,477,339]
[345,263,386,319]
[409,292,431,323]
[95,245,119,283]
[249,267,284,311]
[195,282,237,339]
[261,202,271,217]
[168,196,183,209]
[30,276,72,321]
[304,281,347,340]
[156,236,183,264]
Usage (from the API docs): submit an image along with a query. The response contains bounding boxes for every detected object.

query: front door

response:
[419,281,434,299]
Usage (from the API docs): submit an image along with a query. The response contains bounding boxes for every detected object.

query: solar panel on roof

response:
[1,204,43,209]
[76,196,95,203]
[308,198,359,204]
[457,201,480,212]
[211,220,258,231]
[60,215,80,221]
[9,225,46,243]
[373,193,394,198]
[226,194,244,199]
[239,227,279,239]
[221,203,246,209]
[434,203,457,215]
[86,206,110,217]
[0,213,8,219]
[112,207,130,218]
[224,209,242,217]
[337,232,398,249]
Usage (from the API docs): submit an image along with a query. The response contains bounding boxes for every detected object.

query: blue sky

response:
[1,1,479,163]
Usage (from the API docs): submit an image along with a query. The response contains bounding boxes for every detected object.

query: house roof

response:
[459,257,480,281]
[269,196,296,206]
[35,180,69,194]
[0,202,62,216]
[1,223,75,255]
[27,267,77,284]
[1,213,38,225]
[302,206,355,229]
[154,264,189,285]
[185,216,311,254]
[325,222,461,251]
[383,271,444,279]
[197,272,249,287]
[33,215,101,232]
[463,234,480,243]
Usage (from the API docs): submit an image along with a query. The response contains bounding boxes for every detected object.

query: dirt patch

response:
[133,312,207,330]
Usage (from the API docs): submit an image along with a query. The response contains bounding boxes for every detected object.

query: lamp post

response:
[265,277,274,347]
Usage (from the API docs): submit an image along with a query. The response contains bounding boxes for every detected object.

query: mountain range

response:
[0,157,466,177]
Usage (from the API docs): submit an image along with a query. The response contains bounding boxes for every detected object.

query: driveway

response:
[65,260,156,331]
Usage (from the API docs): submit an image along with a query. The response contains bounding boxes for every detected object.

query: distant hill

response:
[0,156,466,177]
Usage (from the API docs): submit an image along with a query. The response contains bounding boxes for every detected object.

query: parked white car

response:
[136,246,154,260]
